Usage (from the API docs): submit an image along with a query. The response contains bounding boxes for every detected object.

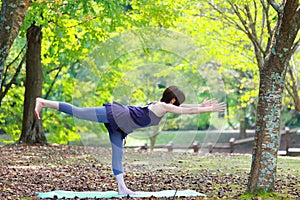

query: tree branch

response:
[267,0,281,12]
[260,0,273,51]
[229,2,265,67]
[277,0,300,62]
[0,54,25,101]
[44,65,64,99]
[0,45,26,97]
[290,39,300,55]
[253,1,258,25]
[296,4,300,28]
[207,2,247,34]
[285,63,300,111]
[245,4,258,42]
[46,66,62,74]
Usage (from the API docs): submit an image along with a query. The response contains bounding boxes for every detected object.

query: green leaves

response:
[2,0,298,144]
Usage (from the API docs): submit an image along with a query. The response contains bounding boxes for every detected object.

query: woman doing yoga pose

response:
[34,85,226,195]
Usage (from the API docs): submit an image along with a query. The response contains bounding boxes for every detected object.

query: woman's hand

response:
[200,98,218,107]
[210,102,226,112]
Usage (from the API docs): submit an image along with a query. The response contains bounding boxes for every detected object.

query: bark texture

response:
[19,24,46,145]
[247,0,300,192]
[0,0,30,101]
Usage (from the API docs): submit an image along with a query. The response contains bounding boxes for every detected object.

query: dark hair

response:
[160,85,185,106]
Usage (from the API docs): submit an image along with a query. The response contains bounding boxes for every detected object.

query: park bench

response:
[279,127,300,156]
[156,138,236,153]
[128,127,300,155]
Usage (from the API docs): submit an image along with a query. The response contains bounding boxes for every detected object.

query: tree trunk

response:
[19,24,46,145]
[0,0,30,105]
[150,134,158,151]
[239,107,247,139]
[247,65,284,192]
[247,0,300,192]
[149,126,160,151]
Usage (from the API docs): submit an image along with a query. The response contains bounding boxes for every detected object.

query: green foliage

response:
[240,190,291,200]
[3,0,299,144]
[0,86,25,142]
[1,0,186,144]
[0,34,26,143]
[174,1,270,128]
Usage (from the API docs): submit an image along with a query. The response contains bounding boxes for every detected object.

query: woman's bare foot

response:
[118,186,136,195]
[115,168,136,195]
[34,98,44,120]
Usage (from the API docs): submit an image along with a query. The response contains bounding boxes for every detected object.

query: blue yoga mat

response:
[37,190,205,199]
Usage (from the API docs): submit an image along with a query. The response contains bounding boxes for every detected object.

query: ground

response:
[0,144,299,199]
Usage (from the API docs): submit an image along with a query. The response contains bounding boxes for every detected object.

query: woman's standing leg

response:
[109,131,136,195]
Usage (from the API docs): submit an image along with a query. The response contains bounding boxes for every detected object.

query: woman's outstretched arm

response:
[34,98,59,119]
[180,98,218,108]
[160,100,226,115]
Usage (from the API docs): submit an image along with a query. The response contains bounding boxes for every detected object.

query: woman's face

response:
[170,98,176,105]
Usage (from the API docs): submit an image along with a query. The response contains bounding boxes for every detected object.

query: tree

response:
[248,0,299,192]
[208,0,300,192]
[0,0,30,105]
[19,24,46,145]
[211,0,300,192]
[0,0,185,143]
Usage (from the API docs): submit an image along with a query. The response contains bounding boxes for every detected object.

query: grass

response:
[277,156,300,176]
[240,191,291,200]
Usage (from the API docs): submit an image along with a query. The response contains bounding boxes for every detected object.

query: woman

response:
[35,85,226,195]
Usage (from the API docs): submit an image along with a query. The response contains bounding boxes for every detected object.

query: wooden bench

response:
[164,138,236,153]
[286,148,300,156]
[283,127,300,156]
[129,127,300,155]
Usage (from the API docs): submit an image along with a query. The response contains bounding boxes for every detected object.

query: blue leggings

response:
[59,102,123,176]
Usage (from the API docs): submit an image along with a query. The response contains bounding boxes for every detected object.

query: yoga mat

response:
[37,190,205,199]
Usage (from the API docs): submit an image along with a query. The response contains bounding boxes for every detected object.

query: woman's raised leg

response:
[35,98,108,123]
